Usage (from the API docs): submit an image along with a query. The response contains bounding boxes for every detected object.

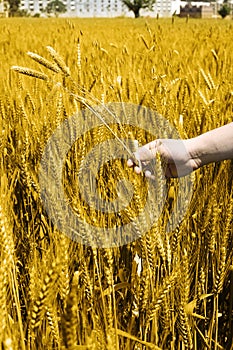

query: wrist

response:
[185,133,227,169]
[184,138,203,170]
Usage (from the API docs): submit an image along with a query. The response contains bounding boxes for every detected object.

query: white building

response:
[0,0,8,17]
[19,0,127,16]
[19,0,181,17]
[154,0,180,16]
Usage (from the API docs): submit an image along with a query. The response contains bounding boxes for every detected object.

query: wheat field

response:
[1,17,233,349]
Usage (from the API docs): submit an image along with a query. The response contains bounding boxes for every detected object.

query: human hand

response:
[127,139,199,178]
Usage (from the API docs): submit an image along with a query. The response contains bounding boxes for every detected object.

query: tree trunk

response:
[134,8,140,18]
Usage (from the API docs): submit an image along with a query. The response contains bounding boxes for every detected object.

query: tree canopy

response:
[218,0,231,18]
[45,0,66,17]
[7,0,21,16]
[122,0,155,18]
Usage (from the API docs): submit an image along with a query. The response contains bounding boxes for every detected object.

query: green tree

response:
[45,0,66,17]
[218,0,231,18]
[7,0,21,17]
[122,0,155,18]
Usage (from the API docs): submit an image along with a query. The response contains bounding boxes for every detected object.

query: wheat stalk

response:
[77,37,81,72]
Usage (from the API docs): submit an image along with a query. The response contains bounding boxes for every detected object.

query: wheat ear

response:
[11,66,49,81]
[46,46,70,77]
[61,271,79,348]
[29,262,60,331]
[146,271,177,326]
[27,51,61,73]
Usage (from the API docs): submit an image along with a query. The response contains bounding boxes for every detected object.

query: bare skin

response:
[127,123,233,178]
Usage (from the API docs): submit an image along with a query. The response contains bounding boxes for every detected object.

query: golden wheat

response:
[1,17,233,350]
[11,66,49,81]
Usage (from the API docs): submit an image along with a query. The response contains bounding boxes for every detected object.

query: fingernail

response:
[145,170,151,177]
[135,166,141,174]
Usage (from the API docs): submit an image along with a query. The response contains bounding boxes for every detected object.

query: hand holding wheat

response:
[128,123,233,178]
[127,139,198,178]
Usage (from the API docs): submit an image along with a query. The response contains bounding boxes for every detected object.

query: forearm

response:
[186,122,233,168]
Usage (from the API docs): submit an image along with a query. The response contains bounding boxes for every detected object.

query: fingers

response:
[127,153,156,178]
[127,158,134,167]
[127,140,160,164]
[127,159,156,179]
[134,165,142,174]
[127,158,141,173]
[127,140,163,179]
[144,170,155,180]
[127,159,142,173]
